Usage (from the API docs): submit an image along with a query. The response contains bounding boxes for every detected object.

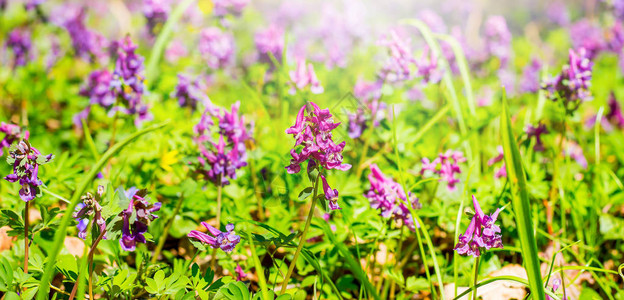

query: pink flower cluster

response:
[285,102,351,174]
[0,122,29,155]
[365,164,421,230]
[289,58,323,94]
[488,146,506,179]
[420,150,466,191]
[199,27,235,70]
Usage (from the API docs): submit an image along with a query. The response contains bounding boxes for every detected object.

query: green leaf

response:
[297,187,314,202]
[500,91,545,300]
[214,281,250,300]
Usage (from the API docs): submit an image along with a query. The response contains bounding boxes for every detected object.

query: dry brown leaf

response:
[444,264,528,300]
[0,226,14,252]
[64,237,85,257]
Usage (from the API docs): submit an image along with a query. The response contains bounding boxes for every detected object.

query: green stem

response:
[24,201,29,274]
[152,195,185,264]
[87,229,106,300]
[472,256,480,300]
[280,174,320,295]
[211,178,223,271]
[37,123,168,300]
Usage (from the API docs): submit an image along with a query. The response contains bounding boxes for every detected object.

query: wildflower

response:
[347,79,385,139]
[6,28,31,68]
[0,123,29,155]
[73,188,106,240]
[488,145,507,179]
[165,40,187,64]
[172,74,210,111]
[420,150,466,191]
[542,48,593,112]
[63,8,108,62]
[289,58,324,94]
[320,174,340,210]
[546,1,569,26]
[484,16,512,67]
[520,58,542,93]
[235,264,247,281]
[120,191,161,251]
[418,9,447,33]
[606,21,624,53]
[365,164,420,230]
[255,24,284,63]
[111,35,152,126]
[569,20,604,58]
[194,102,252,186]
[378,29,415,82]
[285,102,351,173]
[188,222,240,252]
[525,122,548,152]
[415,47,442,84]
[564,141,587,169]
[213,0,248,17]
[80,69,115,108]
[454,195,503,257]
[143,0,170,36]
[546,278,567,300]
[199,27,235,70]
[4,140,53,202]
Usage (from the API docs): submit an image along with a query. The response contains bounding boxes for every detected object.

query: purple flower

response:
[542,48,593,111]
[418,9,447,33]
[73,188,106,240]
[569,20,604,59]
[289,58,323,94]
[564,141,587,169]
[420,150,466,191]
[378,29,415,82]
[484,16,512,67]
[0,123,29,155]
[320,174,340,210]
[546,278,567,300]
[546,1,569,26]
[235,264,247,281]
[172,74,211,111]
[143,0,170,36]
[454,195,503,257]
[4,140,53,202]
[285,103,351,173]
[255,24,284,64]
[188,222,240,252]
[120,192,160,251]
[525,122,548,152]
[586,92,624,131]
[365,164,421,230]
[488,146,507,179]
[347,79,385,139]
[199,27,235,70]
[213,0,248,17]
[111,35,152,126]
[6,28,31,68]
[194,102,252,186]
[165,40,187,64]
[606,21,624,53]
[81,69,115,107]
[63,8,109,62]
[520,58,542,93]
[416,47,443,84]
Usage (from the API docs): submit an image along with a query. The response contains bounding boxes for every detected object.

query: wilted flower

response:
[199,27,235,70]
[172,74,210,111]
[4,140,53,202]
[120,191,161,251]
[111,35,152,126]
[213,0,248,17]
[365,164,420,230]
[73,188,105,240]
[255,24,284,64]
[542,48,593,112]
[188,222,240,252]
[6,28,31,68]
[285,102,351,174]
[484,16,512,67]
[194,102,252,186]
[289,58,323,94]
[378,29,415,82]
[520,58,542,93]
[525,122,548,152]
[63,8,109,62]
[0,123,29,155]
[420,150,466,191]
[454,195,504,257]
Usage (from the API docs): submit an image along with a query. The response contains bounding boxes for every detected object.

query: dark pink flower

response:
[454,195,503,257]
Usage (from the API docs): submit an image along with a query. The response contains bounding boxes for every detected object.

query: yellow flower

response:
[160,150,179,172]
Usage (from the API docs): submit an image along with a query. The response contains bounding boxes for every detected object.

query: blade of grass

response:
[145,0,195,86]
[81,118,100,161]
[319,222,379,300]
[246,231,270,300]
[433,34,476,116]
[500,90,545,300]
[37,122,169,299]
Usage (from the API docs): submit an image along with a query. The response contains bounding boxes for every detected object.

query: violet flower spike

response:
[188,222,240,252]
[454,195,504,257]
[119,193,161,251]
[320,174,340,210]
[4,140,53,202]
